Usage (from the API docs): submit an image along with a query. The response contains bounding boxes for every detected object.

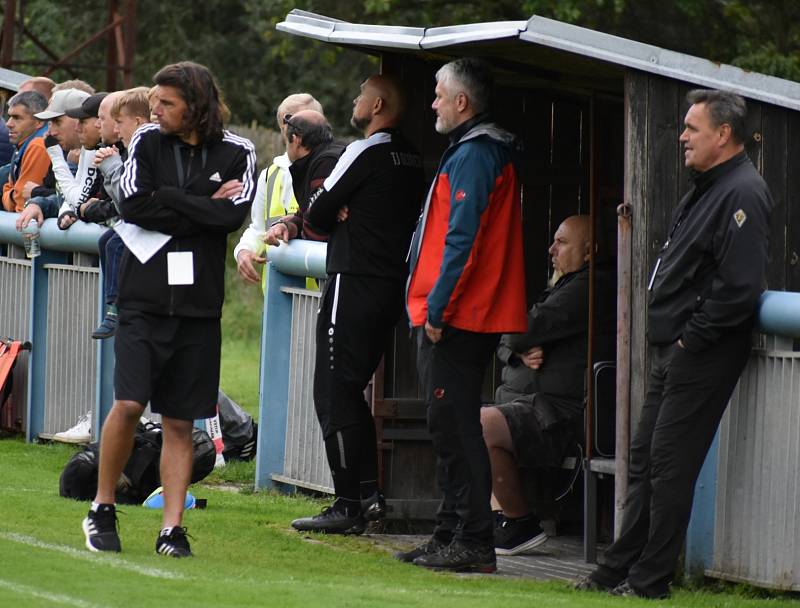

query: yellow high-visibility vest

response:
[262,163,317,291]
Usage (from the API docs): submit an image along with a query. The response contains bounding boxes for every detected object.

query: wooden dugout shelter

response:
[273,9,800,587]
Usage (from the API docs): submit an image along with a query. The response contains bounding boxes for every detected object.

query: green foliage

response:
[3,0,797,135]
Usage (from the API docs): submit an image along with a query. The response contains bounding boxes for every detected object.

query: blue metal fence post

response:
[255,262,304,489]
[26,250,68,442]
[94,268,115,438]
[685,430,720,578]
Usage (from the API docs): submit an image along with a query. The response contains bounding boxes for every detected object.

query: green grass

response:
[2,439,799,608]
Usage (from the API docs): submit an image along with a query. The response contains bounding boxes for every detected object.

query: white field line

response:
[0,578,106,608]
[1,532,567,603]
[0,532,186,580]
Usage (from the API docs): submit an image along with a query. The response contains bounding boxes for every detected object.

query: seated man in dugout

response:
[481,214,616,555]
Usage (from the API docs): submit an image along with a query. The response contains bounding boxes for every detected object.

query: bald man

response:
[290,74,426,534]
[235,93,322,285]
[264,109,343,246]
[480,215,616,556]
[18,76,56,101]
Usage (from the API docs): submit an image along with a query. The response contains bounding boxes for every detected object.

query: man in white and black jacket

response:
[290,74,425,534]
[80,62,255,559]
[581,89,773,598]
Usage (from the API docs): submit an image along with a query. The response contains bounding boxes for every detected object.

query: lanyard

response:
[172,142,207,189]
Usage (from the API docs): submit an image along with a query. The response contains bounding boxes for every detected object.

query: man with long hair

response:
[81,62,255,558]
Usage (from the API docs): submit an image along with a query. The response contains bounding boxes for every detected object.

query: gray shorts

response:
[492,393,581,468]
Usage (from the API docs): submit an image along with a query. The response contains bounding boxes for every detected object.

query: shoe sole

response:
[82,517,120,553]
[495,531,548,556]
[53,435,91,444]
[417,562,497,574]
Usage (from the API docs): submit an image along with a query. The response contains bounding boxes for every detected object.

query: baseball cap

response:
[65,92,108,120]
[35,88,91,120]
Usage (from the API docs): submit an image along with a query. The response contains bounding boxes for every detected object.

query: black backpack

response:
[59,420,216,504]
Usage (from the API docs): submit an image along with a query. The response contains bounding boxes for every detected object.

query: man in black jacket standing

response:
[290,74,425,534]
[482,215,616,555]
[580,89,772,598]
[81,62,255,558]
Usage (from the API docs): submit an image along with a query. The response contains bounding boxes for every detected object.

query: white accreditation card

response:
[167,251,194,285]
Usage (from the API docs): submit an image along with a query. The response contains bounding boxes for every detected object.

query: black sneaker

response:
[494,514,548,555]
[82,504,121,552]
[394,536,450,563]
[610,580,669,599]
[394,536,450,564]
[155,527,193,558]
[291,500,365,535]
[574,575,614,592]
[361,491,387,522]
[413,539,497,573]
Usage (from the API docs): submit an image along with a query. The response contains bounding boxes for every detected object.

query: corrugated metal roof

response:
[276,10,800,111]
[0,66,30,92]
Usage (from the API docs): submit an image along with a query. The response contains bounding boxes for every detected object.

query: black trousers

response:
[313,273,402,438]
[593,331,752,597]
[416,327,499,545]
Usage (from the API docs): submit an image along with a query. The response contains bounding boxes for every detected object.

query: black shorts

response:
[493,394,580,468]
[114,309,220,420]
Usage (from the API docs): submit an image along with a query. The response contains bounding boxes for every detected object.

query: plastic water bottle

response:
[22,219,41,259]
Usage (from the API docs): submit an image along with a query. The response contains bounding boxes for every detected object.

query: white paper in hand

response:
[114,221,171,263]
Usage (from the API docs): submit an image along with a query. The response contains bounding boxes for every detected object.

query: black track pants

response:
[593,332,752,597]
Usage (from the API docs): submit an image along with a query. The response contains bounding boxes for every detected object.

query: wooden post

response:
[1,0,16,68]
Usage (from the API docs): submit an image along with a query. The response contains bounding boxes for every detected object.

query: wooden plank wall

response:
[383,54,623,401]
[624,69,793,427]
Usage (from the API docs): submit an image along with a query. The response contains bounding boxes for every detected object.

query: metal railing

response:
[685,292,800,590]
[254,239,328,491]
[0,211,113,441]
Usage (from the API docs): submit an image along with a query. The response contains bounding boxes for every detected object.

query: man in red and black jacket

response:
[81,62,255,559]
[400,58,527,573]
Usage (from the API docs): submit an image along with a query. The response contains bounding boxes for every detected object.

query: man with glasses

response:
[234,93,323,286]
[263,110,344,246]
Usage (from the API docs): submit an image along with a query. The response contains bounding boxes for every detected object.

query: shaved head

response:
[350,73,407,135]
[549,215,592,276]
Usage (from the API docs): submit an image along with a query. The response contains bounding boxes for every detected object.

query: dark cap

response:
[65,92,108,120]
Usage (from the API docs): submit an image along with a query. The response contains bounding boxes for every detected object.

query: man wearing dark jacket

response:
[81,62,255,558]
[482,215,616,556]
[290,74,425,534]
[263,110,344,246]
[580,89,772,599]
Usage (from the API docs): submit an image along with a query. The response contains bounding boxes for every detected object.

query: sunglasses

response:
[283,113,302,134]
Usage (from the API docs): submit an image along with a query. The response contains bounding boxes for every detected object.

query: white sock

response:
[160,526,174,537]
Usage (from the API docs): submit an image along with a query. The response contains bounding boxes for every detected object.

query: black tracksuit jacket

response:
[647,151,773,351]
[117,123,255,318]
[305,128,425,279]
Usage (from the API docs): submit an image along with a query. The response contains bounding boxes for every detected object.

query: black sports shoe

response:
[155,527,193,558]
[82,504,121,552]
[494,514,548,555]
[610,580,669,599]
[394,536,450,563]
[574,575,614,592]
[413,539,497,573]
[291,500,365,534]
[361,491,387,522]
